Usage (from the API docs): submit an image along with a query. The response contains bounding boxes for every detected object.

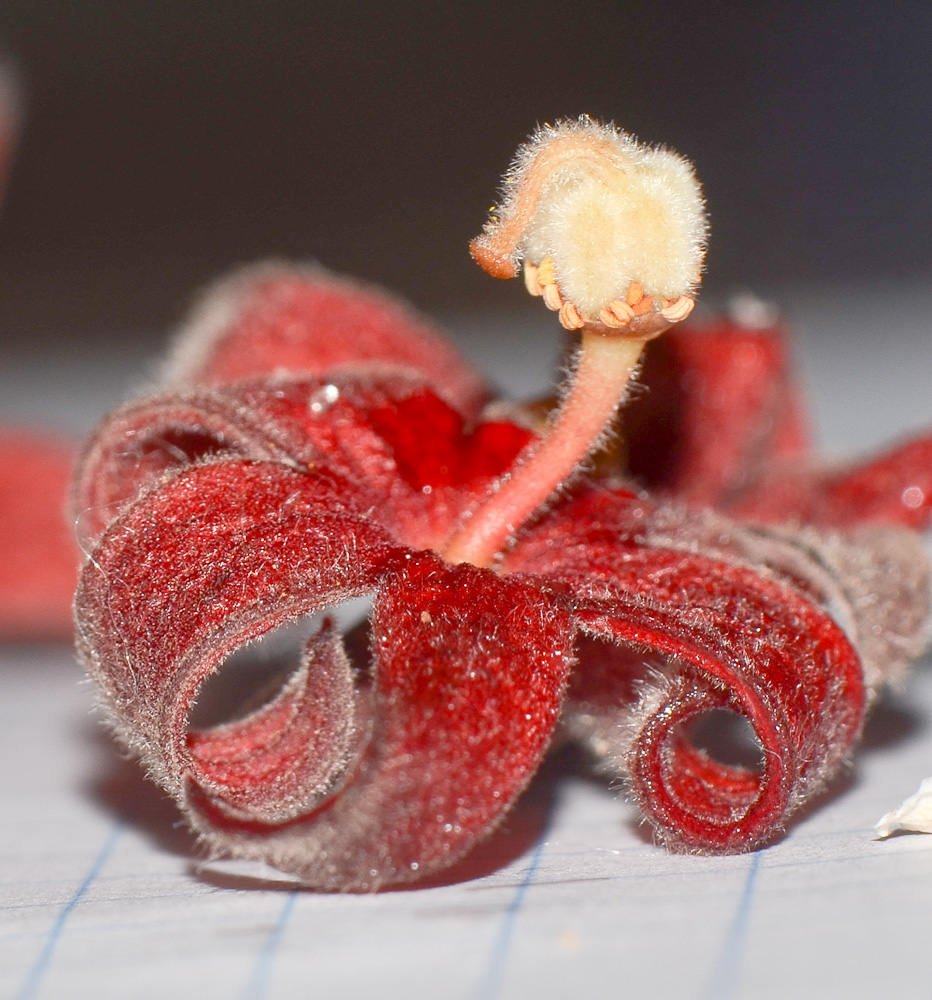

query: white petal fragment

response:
[875,777,932,838]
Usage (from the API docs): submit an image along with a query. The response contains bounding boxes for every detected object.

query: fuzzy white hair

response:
[474,116,707,317]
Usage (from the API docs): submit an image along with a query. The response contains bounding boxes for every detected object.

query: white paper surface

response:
[2,286,932,1000]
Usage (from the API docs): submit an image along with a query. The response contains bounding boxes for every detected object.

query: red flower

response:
[73,264,931,890]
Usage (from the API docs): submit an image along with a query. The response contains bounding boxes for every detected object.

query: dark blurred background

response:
[0,1,930,350]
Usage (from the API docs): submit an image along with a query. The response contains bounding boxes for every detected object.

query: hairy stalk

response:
[443,330,649,567]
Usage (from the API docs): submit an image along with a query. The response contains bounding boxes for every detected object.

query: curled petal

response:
[73,376,531,552]
[72,390,307,548]
[191,554,575,890]
[186,621,359,824]
[508,488,927,851]
[572,574,863,852]
[160,262,490,416]
[76,459,575,889]
[76,460,396,825]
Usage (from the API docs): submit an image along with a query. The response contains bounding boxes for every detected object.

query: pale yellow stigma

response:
[469,116,707,333]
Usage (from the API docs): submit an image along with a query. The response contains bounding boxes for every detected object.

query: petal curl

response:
[76,460,396,825]
[507,487,928,851]
[76,459,574,890]
[185,621,359,824]
[570,575,863,852]
[206,554,574,890]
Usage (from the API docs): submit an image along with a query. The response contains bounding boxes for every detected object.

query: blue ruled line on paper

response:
[701,850,762,1000]
[240,890,298,1000]
[15,819,124,1000]
[473,835,547,1000]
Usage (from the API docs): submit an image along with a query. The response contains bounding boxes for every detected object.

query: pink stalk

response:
[443,331,647,567]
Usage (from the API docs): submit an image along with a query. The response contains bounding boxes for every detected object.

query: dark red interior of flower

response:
[365,390,532,491]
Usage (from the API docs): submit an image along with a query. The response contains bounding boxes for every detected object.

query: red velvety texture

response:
[504,490,871,851]
[627,321,932,531]
[551,323,931,851]
[625,322,809,507]
[161,264,490,417]
[77,459,574,890]
[65,265,932,885]
[74,375,530,553]
[730,435,932,530]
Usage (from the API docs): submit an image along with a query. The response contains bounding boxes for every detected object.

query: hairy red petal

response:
[62,259,932,879]
[731,433,932,532]
[162,263,490,416]
[572,572,864,853]
[508,487,926,851]
[626,322,808,505]
[815,434,932,529]
[185,621,359,824]
[72,391,302,547]
[198,554,574,890]
[76,460,396,826]
[73,376,532,551]
[365,390,532,490]
[75,459,574,890]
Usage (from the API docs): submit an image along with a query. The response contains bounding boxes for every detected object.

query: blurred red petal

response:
[164,264,490,416]
[0,430,76,638]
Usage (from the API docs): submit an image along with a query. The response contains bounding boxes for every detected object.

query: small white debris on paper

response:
[875,777,932,837]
